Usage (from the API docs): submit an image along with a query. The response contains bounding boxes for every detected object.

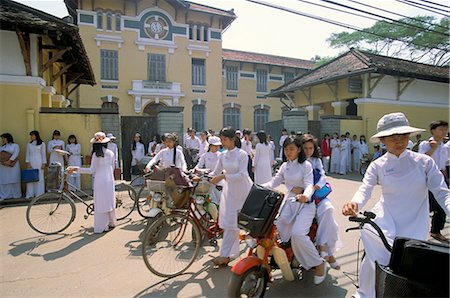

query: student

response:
[419,120,449,242]
[345,132,352,172]
[359,135,369,158]
[48,130,65,166]
[209,127,252,267]
[241,129,254,181]
[195,136,222,205]
[339,134,348,175]
[198,130,209,157]
[342,112,450,298]
[66,135,81,191]
[25,131,47,198]
[351,135,361,173]
[320,134,331,174]
[302,134,342,270]
[145,133,187,172]
[330,133,340,174]
[263,135,326,285]
[0,133,21,199]
[252,130,273,184]
[106,133,119,169]
[69,132,117,233]
[131,133,145,177]
[279,128,289,159]
[372,144,382,160]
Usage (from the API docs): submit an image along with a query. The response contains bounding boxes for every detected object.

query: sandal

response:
[329,260,341,270]
[212,256,231,267]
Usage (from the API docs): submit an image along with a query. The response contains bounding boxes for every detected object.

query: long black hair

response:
[219,127,240,148]
[256,130,268,145]
[132,133,143,151]
[93,143,107,157]
[68,134,77,144]
[282,135,306,163]
[29,130,43,145]
[302,133,320,158]
[1,133,14,144]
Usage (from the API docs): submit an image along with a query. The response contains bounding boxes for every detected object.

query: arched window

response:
[106,12,112,31]
[254,106,269,131]
[223,105,241,129]
[192,103,206,132]
[96,11,103,29]
[115,13,121,31]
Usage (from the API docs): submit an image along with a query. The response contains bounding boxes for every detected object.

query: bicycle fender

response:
[147,208,163,218]
[231,256,263,276]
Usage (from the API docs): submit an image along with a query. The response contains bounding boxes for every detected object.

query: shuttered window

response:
[226,66,238,90]
[283,71,294,83]
[254,108,269,131]
[256,69,267,92]
[148,54,166,82]
[192,105,206,131]
[100,49,118,80]
[223,108,241,129]
[192,58,205,86]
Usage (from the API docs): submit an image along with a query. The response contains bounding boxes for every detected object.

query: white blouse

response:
[241,138,253,156]
[146,147,187,172]
[351,150,450,240]
[263,159,314,199]
[195,151,220,172]
[419,137,449,171]
[131,142,145,166]
[48,139,65,165]
[185,137,201,150]
[307,157,327,188]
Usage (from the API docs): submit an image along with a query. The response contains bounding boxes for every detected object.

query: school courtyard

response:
[1,173,448,297]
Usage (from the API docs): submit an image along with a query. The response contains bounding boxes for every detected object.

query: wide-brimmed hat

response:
[370,112,425,143]
[106,133,116,140]
[90,132,110,144]
[208,136,222,146]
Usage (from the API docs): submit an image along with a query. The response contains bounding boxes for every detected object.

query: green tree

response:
[327,16,449,66]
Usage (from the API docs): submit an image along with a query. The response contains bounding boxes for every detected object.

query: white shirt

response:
[185,136,201,150]
[67,143,82,167]
[307,157,327,188]
[148,141,156,154]
[195,151,221,172]
[107,142,119,168]
[360,141,369,155]
[131,142,145,166]
[352,150,450,240]
[263,159,314,199]
[199,140,208,157]
[146,147,187,172]
[241,137,252,156]
[48,139,65,165]
[418,137,450,171]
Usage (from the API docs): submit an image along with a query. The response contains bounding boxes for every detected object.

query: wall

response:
[0,31,39,76]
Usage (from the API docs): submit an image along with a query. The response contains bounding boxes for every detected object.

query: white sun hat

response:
[90,132,110,144]
[369,112,425,143]
[208,136,222,146]
[106,133,116,140]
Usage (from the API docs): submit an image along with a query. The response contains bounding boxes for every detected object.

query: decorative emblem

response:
[144,15,169,40]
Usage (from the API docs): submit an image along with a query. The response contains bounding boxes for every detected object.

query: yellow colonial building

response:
[63,0,314,179]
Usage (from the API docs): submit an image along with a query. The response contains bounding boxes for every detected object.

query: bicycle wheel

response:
[137,186,153,218]
[26,192,76,235]
[115,183,136,220]
[142,213,202,277]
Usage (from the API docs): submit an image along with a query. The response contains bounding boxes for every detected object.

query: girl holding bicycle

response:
[262,135,327,285]
[302,134,342,270]
[342,112,450,298]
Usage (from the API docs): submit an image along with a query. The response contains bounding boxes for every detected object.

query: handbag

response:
[21,169,39,183]
[312,168,332,202]
[0,150,12,163]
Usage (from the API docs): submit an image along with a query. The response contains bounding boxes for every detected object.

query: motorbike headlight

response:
[244,234,257,249]
[195,195,205,205]
[153,192,162,203]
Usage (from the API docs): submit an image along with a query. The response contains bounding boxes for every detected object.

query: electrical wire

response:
[416,0,450,9]
[406,0,450,13]
[318,0,448,37]
[394,0,450,17]
[242,0,449,52]
[348,0,448,31]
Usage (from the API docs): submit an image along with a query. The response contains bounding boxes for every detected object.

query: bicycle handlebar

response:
[347,211,392,253]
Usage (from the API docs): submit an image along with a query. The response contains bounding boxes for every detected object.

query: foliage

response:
[311,55,337,67]
[327,16,450,66]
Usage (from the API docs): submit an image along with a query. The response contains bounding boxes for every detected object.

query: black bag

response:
[131,165,141,175]
[237,184,283,238]
[388,237,449,293]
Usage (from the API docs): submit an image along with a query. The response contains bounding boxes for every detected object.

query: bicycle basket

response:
[146,180,166,193]
[194,180,211,195]
[164,176,191,209]
[46,163,63,191]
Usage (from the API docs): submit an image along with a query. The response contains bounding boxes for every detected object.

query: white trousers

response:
[26,168,45,198]
[276,202,322,270]
[339,155,347,175]
[0,183,22,199]
[220,228,240,258]
[94,211,117,233]
[316,200,342,256]
[353,152,361,172]
[355,225,393,298]
[322,156,330,174]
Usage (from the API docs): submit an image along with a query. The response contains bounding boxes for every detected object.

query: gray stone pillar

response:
[282,109,308,134]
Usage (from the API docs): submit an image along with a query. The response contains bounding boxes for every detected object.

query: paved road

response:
[1,173,448,297]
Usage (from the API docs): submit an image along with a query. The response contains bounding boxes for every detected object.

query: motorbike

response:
[228,204,317,298]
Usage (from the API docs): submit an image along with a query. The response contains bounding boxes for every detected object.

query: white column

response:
[134,95,141,113]
[304,105,321,120]
[331,101,349,116]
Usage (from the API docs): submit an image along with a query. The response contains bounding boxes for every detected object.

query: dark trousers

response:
[429,170,449,234]
[247,155,254,181]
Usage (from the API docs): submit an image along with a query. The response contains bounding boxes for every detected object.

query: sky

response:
[15,0,445,61]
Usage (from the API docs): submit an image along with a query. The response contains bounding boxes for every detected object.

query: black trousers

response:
[429,169,449,234]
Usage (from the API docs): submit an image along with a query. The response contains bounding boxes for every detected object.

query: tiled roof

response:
[222,49,315,70]
[187,1,236,18]
[1,0,95,85]
[270,48,449,96]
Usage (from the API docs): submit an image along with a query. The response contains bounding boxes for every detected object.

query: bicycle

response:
[359,155,370,176]
[346,211,449,297]
[26,166,136,235]
[141,174,223,278]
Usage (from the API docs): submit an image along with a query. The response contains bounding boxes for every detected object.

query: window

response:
[254,108,269,131]
[226,66,238,90]
[223,107,241,129]
[196,26,201,41]
[148,53,166,82]
[203,27,208,41]
[256,69,267,92]
[192,58,205,86]
[106,12,112,31]
[284,71,294,83]
[189,26,193,40]
[96,11,103,29]
[115,13,121,31]
[100,49,118,80]
[192,104,206,131]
